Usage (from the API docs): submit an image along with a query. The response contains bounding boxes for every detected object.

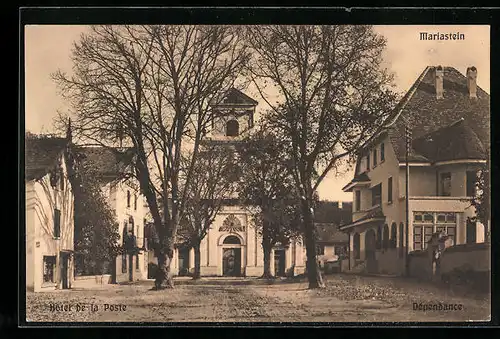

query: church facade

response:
[149,88,306,278]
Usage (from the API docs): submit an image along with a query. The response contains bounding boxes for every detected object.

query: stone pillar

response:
[189,247,195,271]
[360,231,366,261]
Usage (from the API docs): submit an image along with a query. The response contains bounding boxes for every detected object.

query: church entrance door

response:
[222,248,241,276]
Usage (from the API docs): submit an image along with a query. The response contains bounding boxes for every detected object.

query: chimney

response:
[435,66,444,99]
[466,66,478,98]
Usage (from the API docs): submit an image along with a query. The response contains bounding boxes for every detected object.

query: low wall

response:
[440,242,490,273]
[409,242,491,291]
[408,250,433,281]
[440,242,491,290]
[377,248,404,275]
[72,275,112,288]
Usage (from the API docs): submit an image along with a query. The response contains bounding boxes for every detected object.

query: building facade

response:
[77,147,149,283]
[341,66,490,275]
[147,89,307,278]
[26,135,75,292]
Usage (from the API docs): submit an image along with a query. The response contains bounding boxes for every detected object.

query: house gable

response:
[385,66,489,163]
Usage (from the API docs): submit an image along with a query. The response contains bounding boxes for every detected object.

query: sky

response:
[24,25,490,202]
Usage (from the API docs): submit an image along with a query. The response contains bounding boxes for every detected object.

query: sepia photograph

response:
[23,21,491,324]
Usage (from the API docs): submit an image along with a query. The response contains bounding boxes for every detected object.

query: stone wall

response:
[409,242,491,290]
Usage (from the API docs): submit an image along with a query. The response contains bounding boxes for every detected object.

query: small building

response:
[314,201,351,271]
[25,134,75,292]
[340,65,490,275]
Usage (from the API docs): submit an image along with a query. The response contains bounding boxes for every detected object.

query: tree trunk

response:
[301,198,325,289]
[193,243,201,280]
[261,219,273,279]
[262,243,273,279]
[154,247,174,289]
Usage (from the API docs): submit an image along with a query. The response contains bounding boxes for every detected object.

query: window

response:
[381,143,385,162]
[122,254,127,273]
[366,154,370,171]
[382,224,389,249]
[226,119,239,137]
[413,211,457,250]
[388,177,393,203]
[54,209,61,238]
[390,223,397,248]
[129,217,135,234]
[353,233,360,259]
[223,235,241,244]
[127,190,131,208]
[316,245,325,255]
[134,194,137,210]
[466,171,477,197]
[373,149,378,167]
[371,183,382,206]
[136,254,140,270]
[466,220,477,244]
[43,256,56,283]
[440,172,451,196]
[355,190,361,212]
[334,245,347,256]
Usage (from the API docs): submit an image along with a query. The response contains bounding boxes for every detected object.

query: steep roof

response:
[313,201,352,225]
[385,66,490,162]
[412,118,486,162]
[218,88,258,106]
[25,136,68,181]
[315,223,349,243]
[76,146,135,182]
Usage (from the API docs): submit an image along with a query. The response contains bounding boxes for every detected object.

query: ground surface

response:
[25,274,491,323]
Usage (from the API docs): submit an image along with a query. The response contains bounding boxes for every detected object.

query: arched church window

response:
[226,119,239,137]
[223,235,241,245]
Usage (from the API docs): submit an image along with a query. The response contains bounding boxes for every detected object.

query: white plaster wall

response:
[26,153,74,292]
[108,179,148,280]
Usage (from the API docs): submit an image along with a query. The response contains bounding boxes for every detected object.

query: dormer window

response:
[226,119,239,137]
[380,143,385,162]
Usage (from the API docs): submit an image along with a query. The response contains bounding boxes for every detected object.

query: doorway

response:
[178,248,190,276]
[466,220,477,244]
[222,248,241,276]
[60,252,70,289]
[274,249,286,277]
[365,229,378,273]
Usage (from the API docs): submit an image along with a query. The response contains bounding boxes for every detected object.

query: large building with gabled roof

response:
[340,65,490,276]
[25,134,75,292]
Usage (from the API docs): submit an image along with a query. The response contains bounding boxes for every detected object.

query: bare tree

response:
[237,125,301,278]
[177,142,240,279]
[247,25,397,288]
[53,25,250,289]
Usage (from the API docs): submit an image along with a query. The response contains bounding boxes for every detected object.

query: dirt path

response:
[25,275,491,323]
